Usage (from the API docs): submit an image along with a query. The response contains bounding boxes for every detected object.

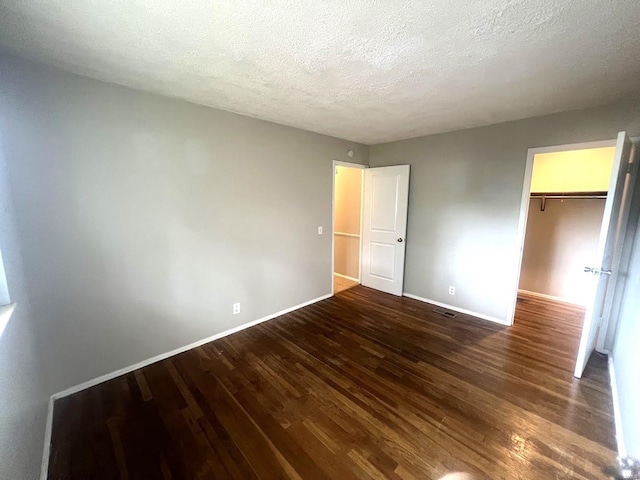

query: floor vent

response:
[433,307,457,318]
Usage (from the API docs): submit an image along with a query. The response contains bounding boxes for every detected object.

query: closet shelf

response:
[334,231,360,238]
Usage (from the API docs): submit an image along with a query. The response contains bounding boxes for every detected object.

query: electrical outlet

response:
[233,303,241,315]
[318,226,323,235]
[448,286,456,296]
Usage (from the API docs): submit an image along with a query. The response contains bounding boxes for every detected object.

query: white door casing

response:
[574,132,637,378]
[361,166,410,296]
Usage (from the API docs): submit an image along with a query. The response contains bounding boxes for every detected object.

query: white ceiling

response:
[1,1,640,145]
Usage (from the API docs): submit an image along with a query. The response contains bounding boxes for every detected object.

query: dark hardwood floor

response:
[48,287,616,479]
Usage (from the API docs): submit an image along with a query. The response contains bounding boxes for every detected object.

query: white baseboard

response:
[333,272,360,283]
[517,289,584,306]
[52,293,331,399]
[40,396,54,480]
[403,292,508,326]
[608,356,627,458]
[40,292,332,476]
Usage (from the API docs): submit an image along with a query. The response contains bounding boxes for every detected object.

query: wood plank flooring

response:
[47,287,617,479]
[334,274,359,293]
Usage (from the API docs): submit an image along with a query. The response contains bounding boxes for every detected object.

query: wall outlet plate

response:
[233,303,241,315]
[448,286,456,295]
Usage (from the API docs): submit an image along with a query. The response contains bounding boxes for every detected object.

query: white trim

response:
[508,138,618,327]
[507,147,536,327]
[403,292,508,325]
[517,289,584,306]
[50,293,331,400]
[333,161,367,169]
[331,160,366,296]
[333,272,360,283]
[521,139,618,155]
[334,231,360,238]
[331,163,335,296]
[40,395,54,480]
[608,356,627,457]
[358,168,364,284]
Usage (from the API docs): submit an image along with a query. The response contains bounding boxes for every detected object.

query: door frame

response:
[331,161,367,296]
[506,138,618,326]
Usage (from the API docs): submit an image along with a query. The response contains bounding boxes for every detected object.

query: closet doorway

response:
[518,145,615,306]
[332,162,365,294]
[511,133,639,378]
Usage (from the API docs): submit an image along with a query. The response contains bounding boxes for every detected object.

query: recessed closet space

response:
[518,146,615,306]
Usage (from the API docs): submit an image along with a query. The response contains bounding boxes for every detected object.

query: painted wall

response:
[369,98,640,324]
[530,147,615,193]
[611,168,640,459]
[519,198,605,304]
[0,54,367,477]
[0,129,48,479]
[334,166,362,280]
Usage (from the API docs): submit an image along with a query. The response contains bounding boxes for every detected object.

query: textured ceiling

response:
[1,1,640,144]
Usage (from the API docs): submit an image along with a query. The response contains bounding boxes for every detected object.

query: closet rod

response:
[530,191,607,199]
[530,191,607,211]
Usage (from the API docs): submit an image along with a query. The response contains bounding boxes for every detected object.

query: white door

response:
[361,166,410,296]
[574,132,637,378]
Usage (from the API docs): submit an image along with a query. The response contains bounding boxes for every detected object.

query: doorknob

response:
[584,267,612,275]
[397,238,403,243]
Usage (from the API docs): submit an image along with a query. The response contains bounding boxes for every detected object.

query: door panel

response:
[370,242,396,280]
[362,166,410,296]
[574,132,637,378]
[371,175,400,231]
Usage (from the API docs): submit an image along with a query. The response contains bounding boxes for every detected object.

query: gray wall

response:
[370,99,640,323]
[519,198,605,304]
[0,54,366,478]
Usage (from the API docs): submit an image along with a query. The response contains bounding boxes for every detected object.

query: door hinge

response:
[628,162,635,174]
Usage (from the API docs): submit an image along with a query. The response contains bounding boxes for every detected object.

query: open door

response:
[361,165,410,296]
[574,132,638,378]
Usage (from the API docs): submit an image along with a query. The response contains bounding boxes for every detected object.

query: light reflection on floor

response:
[334,274,359,293]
